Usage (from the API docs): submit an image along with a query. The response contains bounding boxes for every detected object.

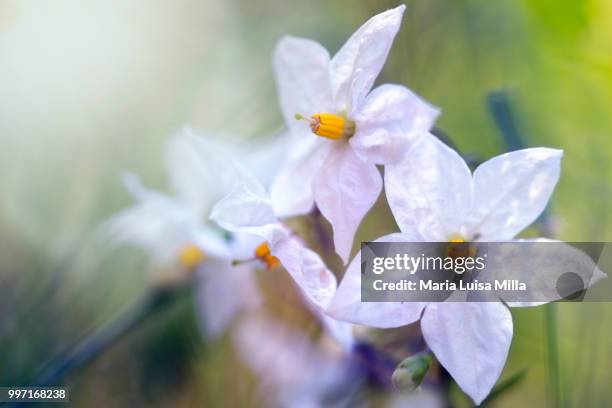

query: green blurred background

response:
[1,0,611,406]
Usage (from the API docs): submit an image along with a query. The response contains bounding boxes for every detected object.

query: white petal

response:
[328,233,427,328]
[240,130,292,188]
[494,238,607,307]
[102,204,183,263]
[330,5,405,113]
[209,182,277,228]
[313,144,382,263]
[273,236,338,311]
[195,261,261,340]
[470,148,563,240]
[165,128,264,216]
[164,129,225,217]
[226,231,268,260]
[265,228,355,351]
[102,176,197,261]
[209,182,289,246]
[274,35,334,127]
[270,139,330,217]
[108,172,232,260]
[121,172,156,201]
[350,84,440,164]
[385,134,473,240]
[192,227,233,259]
[421,302,513,405]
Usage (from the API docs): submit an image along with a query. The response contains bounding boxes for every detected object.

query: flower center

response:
[445,234,477,259]
[295,112,356,140]
[178,243,206,269]
[254,242,280,270]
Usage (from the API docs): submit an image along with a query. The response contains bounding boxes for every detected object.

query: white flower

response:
[270,4,439,263]
[233,315,357,408]
[210,174,354,350]
[329,134,604,404]
[102,128,264,340]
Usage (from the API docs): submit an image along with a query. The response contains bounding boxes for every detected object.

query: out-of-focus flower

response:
[271,4,439,263]
[102,128,265,340]
[234,315,360,408]
[210,173,354,350]
[330,134,604,404]
[387,389,443,408]
[239,129,292,188]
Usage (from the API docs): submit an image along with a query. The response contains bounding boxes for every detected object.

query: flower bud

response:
[391,351,433,391]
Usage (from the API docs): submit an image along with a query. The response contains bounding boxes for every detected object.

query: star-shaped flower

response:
[102,129,266,340]
[329,134,605,404]
[270,4,439,264]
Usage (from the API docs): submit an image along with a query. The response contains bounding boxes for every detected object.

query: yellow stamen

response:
[254,242,281,270]
[254,242,271,258]
[178,244,206,269]
[295,112,355,140]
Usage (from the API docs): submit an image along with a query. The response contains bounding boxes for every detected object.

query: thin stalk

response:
[28,284,184,388]
[545,303,562,408]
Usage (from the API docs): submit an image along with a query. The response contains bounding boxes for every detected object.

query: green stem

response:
[545,302,562,408]
[27,284,184,388]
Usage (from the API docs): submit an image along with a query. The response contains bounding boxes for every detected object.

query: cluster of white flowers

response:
[102,5,604,406]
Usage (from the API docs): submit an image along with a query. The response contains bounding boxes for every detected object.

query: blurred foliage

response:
[1,0,611,406]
